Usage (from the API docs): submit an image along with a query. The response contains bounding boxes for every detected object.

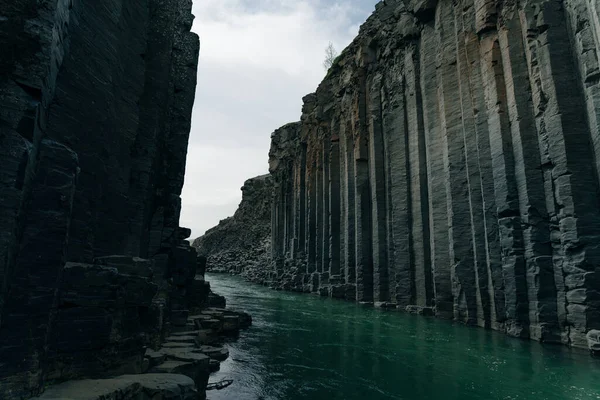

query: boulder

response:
[586,330,600,355]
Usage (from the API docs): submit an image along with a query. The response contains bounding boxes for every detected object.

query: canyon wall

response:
[0,0,200,397]
[268,0,600,350]
[193,174,273,275]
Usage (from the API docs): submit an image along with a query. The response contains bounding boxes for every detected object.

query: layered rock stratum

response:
[0,0,217,398]
[193,175,273,275]
[261,0,600,351]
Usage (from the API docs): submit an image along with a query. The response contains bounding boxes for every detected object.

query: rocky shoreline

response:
[34,281,252,400]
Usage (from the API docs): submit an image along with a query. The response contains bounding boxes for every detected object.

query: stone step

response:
[194,329,219,346]
[144,349,167,369]
[34,374,197,400]
[198,345,229,361]
[157,347,211,365]
[171,323,196,333]
[205,308,252,328]
[164,335,197,343]
[196,318,222,331]
[162,342,192,349]
[170,330,200,337]
[201,310,225,319]
[150,361,209,395]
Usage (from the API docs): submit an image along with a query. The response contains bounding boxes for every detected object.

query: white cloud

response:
[181,0,378,238]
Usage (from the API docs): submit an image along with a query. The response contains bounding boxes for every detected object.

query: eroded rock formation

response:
[0,0,203,397]
[267,0,600,351]
[193,174,273,275]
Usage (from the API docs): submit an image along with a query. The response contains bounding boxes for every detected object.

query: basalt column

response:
[404,46,433,310]
[355,65,374,303]
[368,73,390,304]
[262,0,600,352]
[342,110,357,297]
[329,136,342,280]
[0,0,200,396]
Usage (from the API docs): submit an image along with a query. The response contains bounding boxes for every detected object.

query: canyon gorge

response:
[198,0,600,355]
[2,0,600,399]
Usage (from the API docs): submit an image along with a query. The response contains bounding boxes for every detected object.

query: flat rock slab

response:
[158,347,211,364]
[145,349,167,369]
[197,318,222,330]
[150,361,210,392]
[34,373,197,400]
[165,335,197,343]
[201,310,224,319]
[162,342,193,348]
[198,345,229,361]
[194,328,219,346]
[170,331,200,337]
[171,323,197,334]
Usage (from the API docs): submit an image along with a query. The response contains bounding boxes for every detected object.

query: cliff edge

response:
[263,0,600,352]
[0,0,204,397]
[193,174,273,275]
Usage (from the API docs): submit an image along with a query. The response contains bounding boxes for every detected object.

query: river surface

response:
[206,273,600,400]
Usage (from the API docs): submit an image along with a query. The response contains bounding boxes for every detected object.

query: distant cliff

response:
[264,0,600,352]
[0,0,201,397]
[193,175,273,275]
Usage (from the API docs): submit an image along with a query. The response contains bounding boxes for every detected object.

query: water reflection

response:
[207,274,600,400]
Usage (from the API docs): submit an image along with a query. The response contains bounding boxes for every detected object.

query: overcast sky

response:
[181,0,379,239]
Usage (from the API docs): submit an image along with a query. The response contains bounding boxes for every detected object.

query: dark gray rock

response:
[150,361,209,398]
[33,373,198,400]
[214,0,600,353]
[0,0,200,397]
[193,175,273,275]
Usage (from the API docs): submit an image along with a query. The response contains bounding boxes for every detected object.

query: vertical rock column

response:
[458,1,505,330]
[342,111,357,298]
[368,73,390,304]
[479,16,530,338]
[404,47,433,309]
[321,137,331,280]
[420,22,452,317]
[316,146,324,279]
[439,1,478,324]
[329,137,342,280]
[382,60,413,308]
[354,65,374,303]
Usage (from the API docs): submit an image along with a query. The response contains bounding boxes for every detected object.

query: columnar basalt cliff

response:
[193,174,273,275]
[0,0,206,398]
[267,0,600,351]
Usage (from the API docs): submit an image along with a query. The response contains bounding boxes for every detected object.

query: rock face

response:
[0,0,200,397]
[193,175,273,274]
[266,0,600,351]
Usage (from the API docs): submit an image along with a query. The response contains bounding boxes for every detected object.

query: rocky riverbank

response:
[34,298,252,400]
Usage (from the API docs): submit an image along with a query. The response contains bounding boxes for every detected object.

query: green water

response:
[206,273,600,400]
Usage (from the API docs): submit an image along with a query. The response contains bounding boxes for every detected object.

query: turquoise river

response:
[206,273,600,400]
